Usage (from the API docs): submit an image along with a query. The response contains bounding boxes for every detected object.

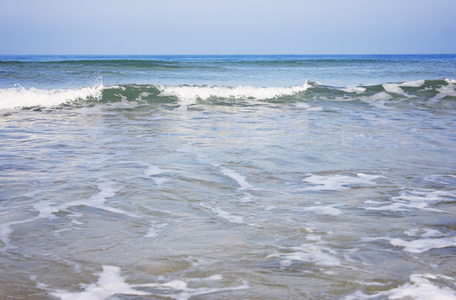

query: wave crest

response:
[157,82,310,106]
[0,84,103,110]
[1,79,455,110]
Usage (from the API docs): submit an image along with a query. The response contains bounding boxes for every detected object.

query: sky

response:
[0,0,455,55]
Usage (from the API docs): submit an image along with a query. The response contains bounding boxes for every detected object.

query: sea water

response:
[1,55,456,299]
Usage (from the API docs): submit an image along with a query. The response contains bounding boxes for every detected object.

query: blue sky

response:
[1,0,455,55]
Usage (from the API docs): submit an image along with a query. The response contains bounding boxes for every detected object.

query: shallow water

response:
[1,55,456,299]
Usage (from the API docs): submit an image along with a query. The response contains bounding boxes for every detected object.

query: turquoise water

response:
[1,55,456,299]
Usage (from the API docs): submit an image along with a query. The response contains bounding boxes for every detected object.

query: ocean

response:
[1,54,456,299]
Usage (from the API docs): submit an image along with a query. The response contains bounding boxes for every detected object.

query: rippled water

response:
[1,55,456,299]
[1,99,455,299]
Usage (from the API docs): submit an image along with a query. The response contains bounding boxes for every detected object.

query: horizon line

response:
[1,53,456,56]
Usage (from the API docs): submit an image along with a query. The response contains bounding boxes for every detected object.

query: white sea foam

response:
[57,181,138,218]
[144,165,172,185]
[221,168,253,190]
[145,222,168,238]
[45,265,248,300]
[40,181,138,221]
[390,237,456,253]
[144,165,169,176]
[389,227,456,253]
[424,174,456,185]
[382,80,425,97]
[344,274,456,300]
[385,274,456,300]
[365,228,456,254]
[118,161,172,185]
[295,102,323,111]
[365,201,434,212]
[365,189,455,212]
[400,80,426,87]
[395,189,455,203]
[383,84,406,94]
[0,222,17,249]
[33,201,60,220]
[133,280,249,300]
[360,92,394,108]
[380,80,426,100]
[0,85,103,109]
[49,266,150,300]
[301,173,381,191]
[305,234,322,241]
[268,244,340,267]
[429,79,456,103]
[405,228,443,238]
[341,86,367,94]
[300,205,342,216]
[240,192,254,203]
[212,208,244,224]
[205,274,223,281]
[200,203,244,224]
[1,198,64,249]
[157,83,310,108]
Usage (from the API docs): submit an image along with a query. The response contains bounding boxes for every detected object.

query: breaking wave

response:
[1,79,455,110]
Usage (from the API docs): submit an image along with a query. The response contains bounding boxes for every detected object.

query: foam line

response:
[365,189,455,212]
[56,181,139,218]
[200,203,244,224]
[211,207,244,224]
[390,237,456,253]
[0,200,64,249]
[301,173,381,191]
[1,181,139,250]
[364,228,456,254]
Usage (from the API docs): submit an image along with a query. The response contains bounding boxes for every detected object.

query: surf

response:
[0,84,104,110]
[1,79,455,111]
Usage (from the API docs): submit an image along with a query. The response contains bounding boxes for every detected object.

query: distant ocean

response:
[1,55,456,299]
